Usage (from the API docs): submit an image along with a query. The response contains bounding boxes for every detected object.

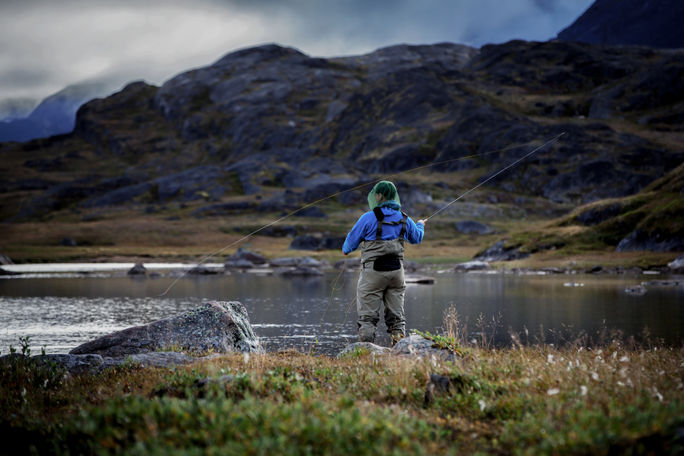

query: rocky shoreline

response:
[0,300,462,375]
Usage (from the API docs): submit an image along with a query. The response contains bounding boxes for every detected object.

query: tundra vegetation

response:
[2,314,683,455]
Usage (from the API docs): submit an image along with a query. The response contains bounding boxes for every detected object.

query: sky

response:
[0,0,594,103]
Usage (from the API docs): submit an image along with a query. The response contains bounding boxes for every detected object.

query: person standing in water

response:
[342,181,426,345]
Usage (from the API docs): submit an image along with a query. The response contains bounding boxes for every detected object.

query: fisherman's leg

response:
[383,268,406,343]
[357,268,385,343]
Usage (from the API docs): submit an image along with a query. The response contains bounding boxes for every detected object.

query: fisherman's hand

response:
[417,219,426,226]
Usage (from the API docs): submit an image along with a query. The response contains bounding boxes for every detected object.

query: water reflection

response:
[0,272,682,355]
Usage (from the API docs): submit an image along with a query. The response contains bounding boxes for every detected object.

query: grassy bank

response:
[2,337,683,455]
[1,215,679,270]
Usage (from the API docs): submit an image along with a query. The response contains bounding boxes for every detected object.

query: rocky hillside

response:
[558,0,684,48]
[1,40,682,257]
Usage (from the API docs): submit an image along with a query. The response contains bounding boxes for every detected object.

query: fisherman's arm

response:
[342,213,373,255]
[405,217,425,244]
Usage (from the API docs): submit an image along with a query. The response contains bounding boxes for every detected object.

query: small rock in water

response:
[227,247,267,265]
[277,266,324,277]
[625,285,647,295]
[127,263,147,276]
[454,261,492,272]
[641,280,683,287]
[224,259,254,269]
[188,265,221,275]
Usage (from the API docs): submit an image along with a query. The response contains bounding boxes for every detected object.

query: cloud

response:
[0,0,593,101]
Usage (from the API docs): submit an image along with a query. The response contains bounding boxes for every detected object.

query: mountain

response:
[558,0,684,48]
[1,41,683,257]
[0,81,117,142]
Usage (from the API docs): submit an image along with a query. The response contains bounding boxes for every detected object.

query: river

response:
[1,265,682,355]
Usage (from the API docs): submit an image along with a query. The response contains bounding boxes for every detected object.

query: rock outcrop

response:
[392,334,461,362]
[70,301,263,357]
[474,240,529,262]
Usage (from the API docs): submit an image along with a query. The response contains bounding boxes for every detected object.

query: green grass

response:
[2,334,683,455]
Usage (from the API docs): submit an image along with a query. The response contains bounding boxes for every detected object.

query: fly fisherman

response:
[342,181,426,345]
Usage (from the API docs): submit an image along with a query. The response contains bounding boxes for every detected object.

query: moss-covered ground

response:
[2,334,683,455]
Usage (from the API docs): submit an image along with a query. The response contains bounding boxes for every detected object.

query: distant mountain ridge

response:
[558,0,684,48]
[0,81,117,142]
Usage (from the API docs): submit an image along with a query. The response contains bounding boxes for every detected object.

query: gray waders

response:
[357,209,407,344]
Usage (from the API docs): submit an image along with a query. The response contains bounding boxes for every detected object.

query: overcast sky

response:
[0,0,593,102]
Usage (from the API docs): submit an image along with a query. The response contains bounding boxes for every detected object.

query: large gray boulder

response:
[70,301,263,357]
[33,354,104,374]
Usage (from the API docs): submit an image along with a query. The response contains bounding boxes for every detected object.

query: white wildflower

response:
[597,349,603,355]
[243,352,250,364]
[617,381,625,387]
[619,367,628,378]
[612,351,617,360]
[591,372,599,381]
[478,399,486,412]
[653,388,663,402]
[626,378,634,387]
[547,388,560,396]
[659,370,665,376]
[619,356,629,363]
[580,385,587,396]
[547,354,555,364]
[577,347,584,353]
[522,377,530,386]
[567,361,573,372]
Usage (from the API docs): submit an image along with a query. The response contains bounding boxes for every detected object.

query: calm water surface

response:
[1,268,682,355]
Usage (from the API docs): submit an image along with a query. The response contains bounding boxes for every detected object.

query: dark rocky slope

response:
[558,0,684,49]
[1,41,682,252]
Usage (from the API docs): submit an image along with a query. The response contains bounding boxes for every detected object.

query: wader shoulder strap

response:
[398,212,407,239]
[373,207,384,240]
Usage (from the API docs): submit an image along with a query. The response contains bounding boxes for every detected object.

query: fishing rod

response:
[157,134,564,297]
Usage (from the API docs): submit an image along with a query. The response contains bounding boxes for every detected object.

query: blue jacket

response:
[342,207,424,255]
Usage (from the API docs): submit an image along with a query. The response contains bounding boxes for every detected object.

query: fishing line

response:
[423,132,565,221]
[157,135,561,297]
